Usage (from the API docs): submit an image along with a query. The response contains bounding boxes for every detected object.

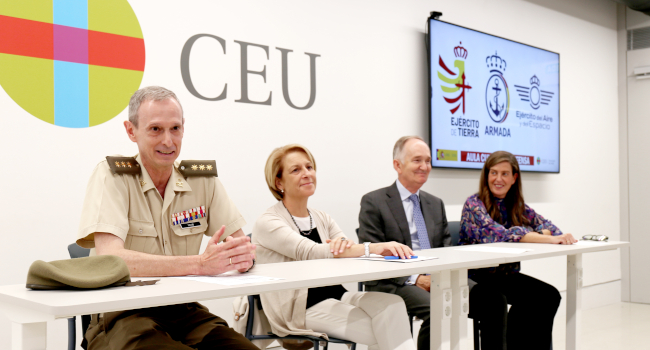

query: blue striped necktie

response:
[409,194,431,249]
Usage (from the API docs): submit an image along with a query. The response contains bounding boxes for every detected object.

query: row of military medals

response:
[172,206,206,226]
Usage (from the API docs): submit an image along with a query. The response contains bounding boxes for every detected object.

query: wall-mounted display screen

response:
[428,19,560,173]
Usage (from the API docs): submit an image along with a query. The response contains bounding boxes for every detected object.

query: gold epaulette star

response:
[106,156,140,175]
[177,160,217,177]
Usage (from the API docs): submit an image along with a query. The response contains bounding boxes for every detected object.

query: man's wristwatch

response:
[364,242,371,257]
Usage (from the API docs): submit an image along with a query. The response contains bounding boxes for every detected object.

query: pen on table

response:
[384,256,418,260]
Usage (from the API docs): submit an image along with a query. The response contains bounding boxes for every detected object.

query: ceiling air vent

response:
[628,26,650,50]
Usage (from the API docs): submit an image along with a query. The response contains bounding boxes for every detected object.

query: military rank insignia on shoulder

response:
[106,156,141,175]
[178,160,218,177]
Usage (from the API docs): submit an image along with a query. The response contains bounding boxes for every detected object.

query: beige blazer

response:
[252,201,347,338]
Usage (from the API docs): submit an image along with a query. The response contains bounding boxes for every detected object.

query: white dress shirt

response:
[395,180,428,285]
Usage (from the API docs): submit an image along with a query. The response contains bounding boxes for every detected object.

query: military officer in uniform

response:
[76,86,259,350]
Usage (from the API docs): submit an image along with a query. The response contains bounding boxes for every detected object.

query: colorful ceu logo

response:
[0,0,145,128]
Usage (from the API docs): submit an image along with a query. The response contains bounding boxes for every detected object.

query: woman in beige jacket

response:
[252,144,417,350]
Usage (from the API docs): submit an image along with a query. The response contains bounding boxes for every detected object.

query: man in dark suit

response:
[359,136,507,350]
[358,135,449,350]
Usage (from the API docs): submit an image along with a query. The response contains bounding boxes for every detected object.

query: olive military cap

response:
[26,255,131,290]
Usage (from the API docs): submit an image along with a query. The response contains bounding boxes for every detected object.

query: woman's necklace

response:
[282,201,313,235]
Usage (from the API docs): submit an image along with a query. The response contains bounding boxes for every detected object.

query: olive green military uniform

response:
[76,154,258,350]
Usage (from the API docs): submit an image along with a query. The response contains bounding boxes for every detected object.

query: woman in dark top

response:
[460,151,577,350]
[253,144,416,350]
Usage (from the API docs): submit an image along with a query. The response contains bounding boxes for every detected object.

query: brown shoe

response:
[281,339,314,350]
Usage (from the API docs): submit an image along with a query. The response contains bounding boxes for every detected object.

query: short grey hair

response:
[393,136,425,162]
[128,86,183,127]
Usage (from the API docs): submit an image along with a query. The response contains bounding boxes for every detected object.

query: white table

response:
[0,248,504,350]
[0,241,628,350]
[451,241,629,350]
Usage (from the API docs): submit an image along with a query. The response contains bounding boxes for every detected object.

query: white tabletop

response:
[467,241,629,263]
[0,241,628,320]
[0,247,505,319]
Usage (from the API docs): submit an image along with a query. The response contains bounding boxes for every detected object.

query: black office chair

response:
[245,294,356,350]
[67,243,91,350]
[448,221,461,246]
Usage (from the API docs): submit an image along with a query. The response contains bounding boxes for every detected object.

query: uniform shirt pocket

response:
[171,217,208,256]
[172,217,208,237]
[125,219,160,254]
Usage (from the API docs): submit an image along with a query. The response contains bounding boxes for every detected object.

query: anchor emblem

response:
[490,79,504,117]
[484,52,509,123]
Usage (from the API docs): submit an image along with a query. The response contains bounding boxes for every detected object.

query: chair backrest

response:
[245,295,258,337]
[67,243,92,350]
[448,221,461,246]
[68,243,90,259]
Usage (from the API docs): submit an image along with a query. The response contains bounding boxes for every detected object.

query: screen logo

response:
[438,42,472,115]
[436,149,458,161]
[485,52,509,123]
[514,75,555,110]
[0,1,145,128]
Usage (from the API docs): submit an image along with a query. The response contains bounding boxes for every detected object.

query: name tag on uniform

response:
[180,221,202,229]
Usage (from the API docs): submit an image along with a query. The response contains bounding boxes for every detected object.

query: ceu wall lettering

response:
[180,35,320,110]
[0,0,144,128]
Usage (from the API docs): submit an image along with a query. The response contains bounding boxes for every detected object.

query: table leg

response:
[450,269,469,350]
[430,270,451,350]
[12,322,46,350]
[566,253,582,350]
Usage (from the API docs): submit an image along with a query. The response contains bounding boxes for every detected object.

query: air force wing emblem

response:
[514,75,555,110]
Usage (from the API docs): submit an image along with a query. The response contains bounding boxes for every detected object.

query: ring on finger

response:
[229,258,232,265]
[341,237,346,241]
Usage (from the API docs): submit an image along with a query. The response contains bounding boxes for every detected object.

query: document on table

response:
[457,246,532,254]
[351,256,439,263]
[173,273,284,286]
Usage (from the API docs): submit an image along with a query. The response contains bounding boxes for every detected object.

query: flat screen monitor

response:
[428,19,560,173]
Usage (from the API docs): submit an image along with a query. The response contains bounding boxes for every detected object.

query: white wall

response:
[618,3,631,303]
[0,0,621,349]
[619,5,650,305]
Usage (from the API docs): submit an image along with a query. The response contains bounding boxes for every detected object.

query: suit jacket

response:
[358,181,451,290]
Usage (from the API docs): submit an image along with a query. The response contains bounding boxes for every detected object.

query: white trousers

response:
[305,292,416,350]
